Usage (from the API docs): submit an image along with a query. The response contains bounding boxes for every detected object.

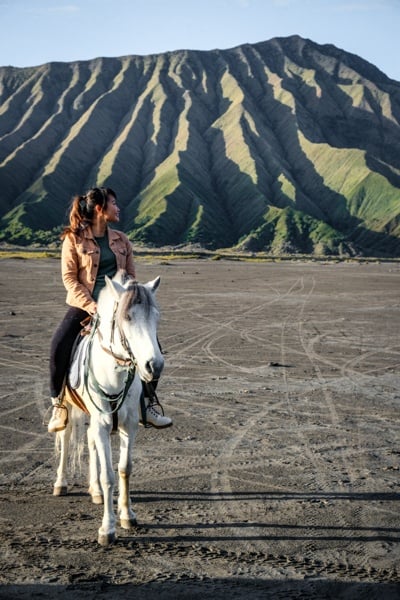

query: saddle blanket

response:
[68,334,89,390]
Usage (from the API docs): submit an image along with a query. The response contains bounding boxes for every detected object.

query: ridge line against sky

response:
[0,0,399,81]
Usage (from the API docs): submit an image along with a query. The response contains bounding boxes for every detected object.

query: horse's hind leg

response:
[53,420,72,496]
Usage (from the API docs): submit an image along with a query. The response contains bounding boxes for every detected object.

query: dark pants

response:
[49,306,89,398]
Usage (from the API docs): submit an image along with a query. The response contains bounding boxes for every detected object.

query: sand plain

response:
[0,256,399,599]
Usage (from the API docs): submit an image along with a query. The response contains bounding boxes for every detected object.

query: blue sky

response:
[0,0,399,80]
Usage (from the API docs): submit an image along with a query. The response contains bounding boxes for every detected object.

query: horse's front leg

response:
[53,419,72,496]
[91,421,116,546]
[118,419,139,529]
[87,423,103,505]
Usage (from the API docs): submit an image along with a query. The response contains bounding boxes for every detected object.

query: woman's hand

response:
[88,302,97,316]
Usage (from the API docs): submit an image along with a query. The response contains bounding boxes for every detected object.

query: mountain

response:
[0,35,400,256]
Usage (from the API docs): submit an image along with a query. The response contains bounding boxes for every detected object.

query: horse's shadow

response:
[119,489,400,544]
[63,488,400,544]
[131,489,400,503]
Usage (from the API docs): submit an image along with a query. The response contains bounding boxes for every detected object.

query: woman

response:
[48,186,172,432]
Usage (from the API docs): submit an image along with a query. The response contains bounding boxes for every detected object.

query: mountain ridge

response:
[0,35,399,255]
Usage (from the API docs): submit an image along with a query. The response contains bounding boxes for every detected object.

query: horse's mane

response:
[116,279,156,325]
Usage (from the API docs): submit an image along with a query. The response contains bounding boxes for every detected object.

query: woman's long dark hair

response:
[61,187,116,239]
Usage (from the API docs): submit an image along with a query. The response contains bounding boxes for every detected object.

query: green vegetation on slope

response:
[0,36,399,255]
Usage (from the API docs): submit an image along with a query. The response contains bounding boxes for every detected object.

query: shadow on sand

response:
[1,578,399,600]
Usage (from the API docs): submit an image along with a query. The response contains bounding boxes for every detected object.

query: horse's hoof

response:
[88,486,103,505]
[91,494,104,505]
[53,485,67,496]
[98,531,116,546]
[120,517,137,530]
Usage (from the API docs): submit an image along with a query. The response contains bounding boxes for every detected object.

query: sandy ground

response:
[0,256,399,599]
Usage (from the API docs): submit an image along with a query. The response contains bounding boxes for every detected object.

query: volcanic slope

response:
[0,35,399,255]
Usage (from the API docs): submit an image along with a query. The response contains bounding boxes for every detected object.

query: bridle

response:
[98,302,136,368]
[83,307,138,415]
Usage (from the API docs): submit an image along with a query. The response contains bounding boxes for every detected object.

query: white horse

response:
[53,270,164,546]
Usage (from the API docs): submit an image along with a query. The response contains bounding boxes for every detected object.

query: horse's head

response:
[99,271,164,382]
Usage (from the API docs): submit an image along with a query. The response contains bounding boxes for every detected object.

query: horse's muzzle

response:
[144,358,164,381]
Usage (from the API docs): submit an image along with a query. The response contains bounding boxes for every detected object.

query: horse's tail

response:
[55,406,88,478]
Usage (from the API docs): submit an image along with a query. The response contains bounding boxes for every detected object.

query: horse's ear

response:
[147,276,161,293]
[105,276,125,300]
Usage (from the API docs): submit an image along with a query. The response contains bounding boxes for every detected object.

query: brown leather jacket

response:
[61,226,136,313]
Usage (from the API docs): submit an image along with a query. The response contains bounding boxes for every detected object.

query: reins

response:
[83,311,137,416]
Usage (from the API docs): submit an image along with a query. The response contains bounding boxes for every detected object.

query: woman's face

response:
[103,195,120,223]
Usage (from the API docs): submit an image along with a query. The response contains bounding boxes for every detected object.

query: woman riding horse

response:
[48,186,172,432]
